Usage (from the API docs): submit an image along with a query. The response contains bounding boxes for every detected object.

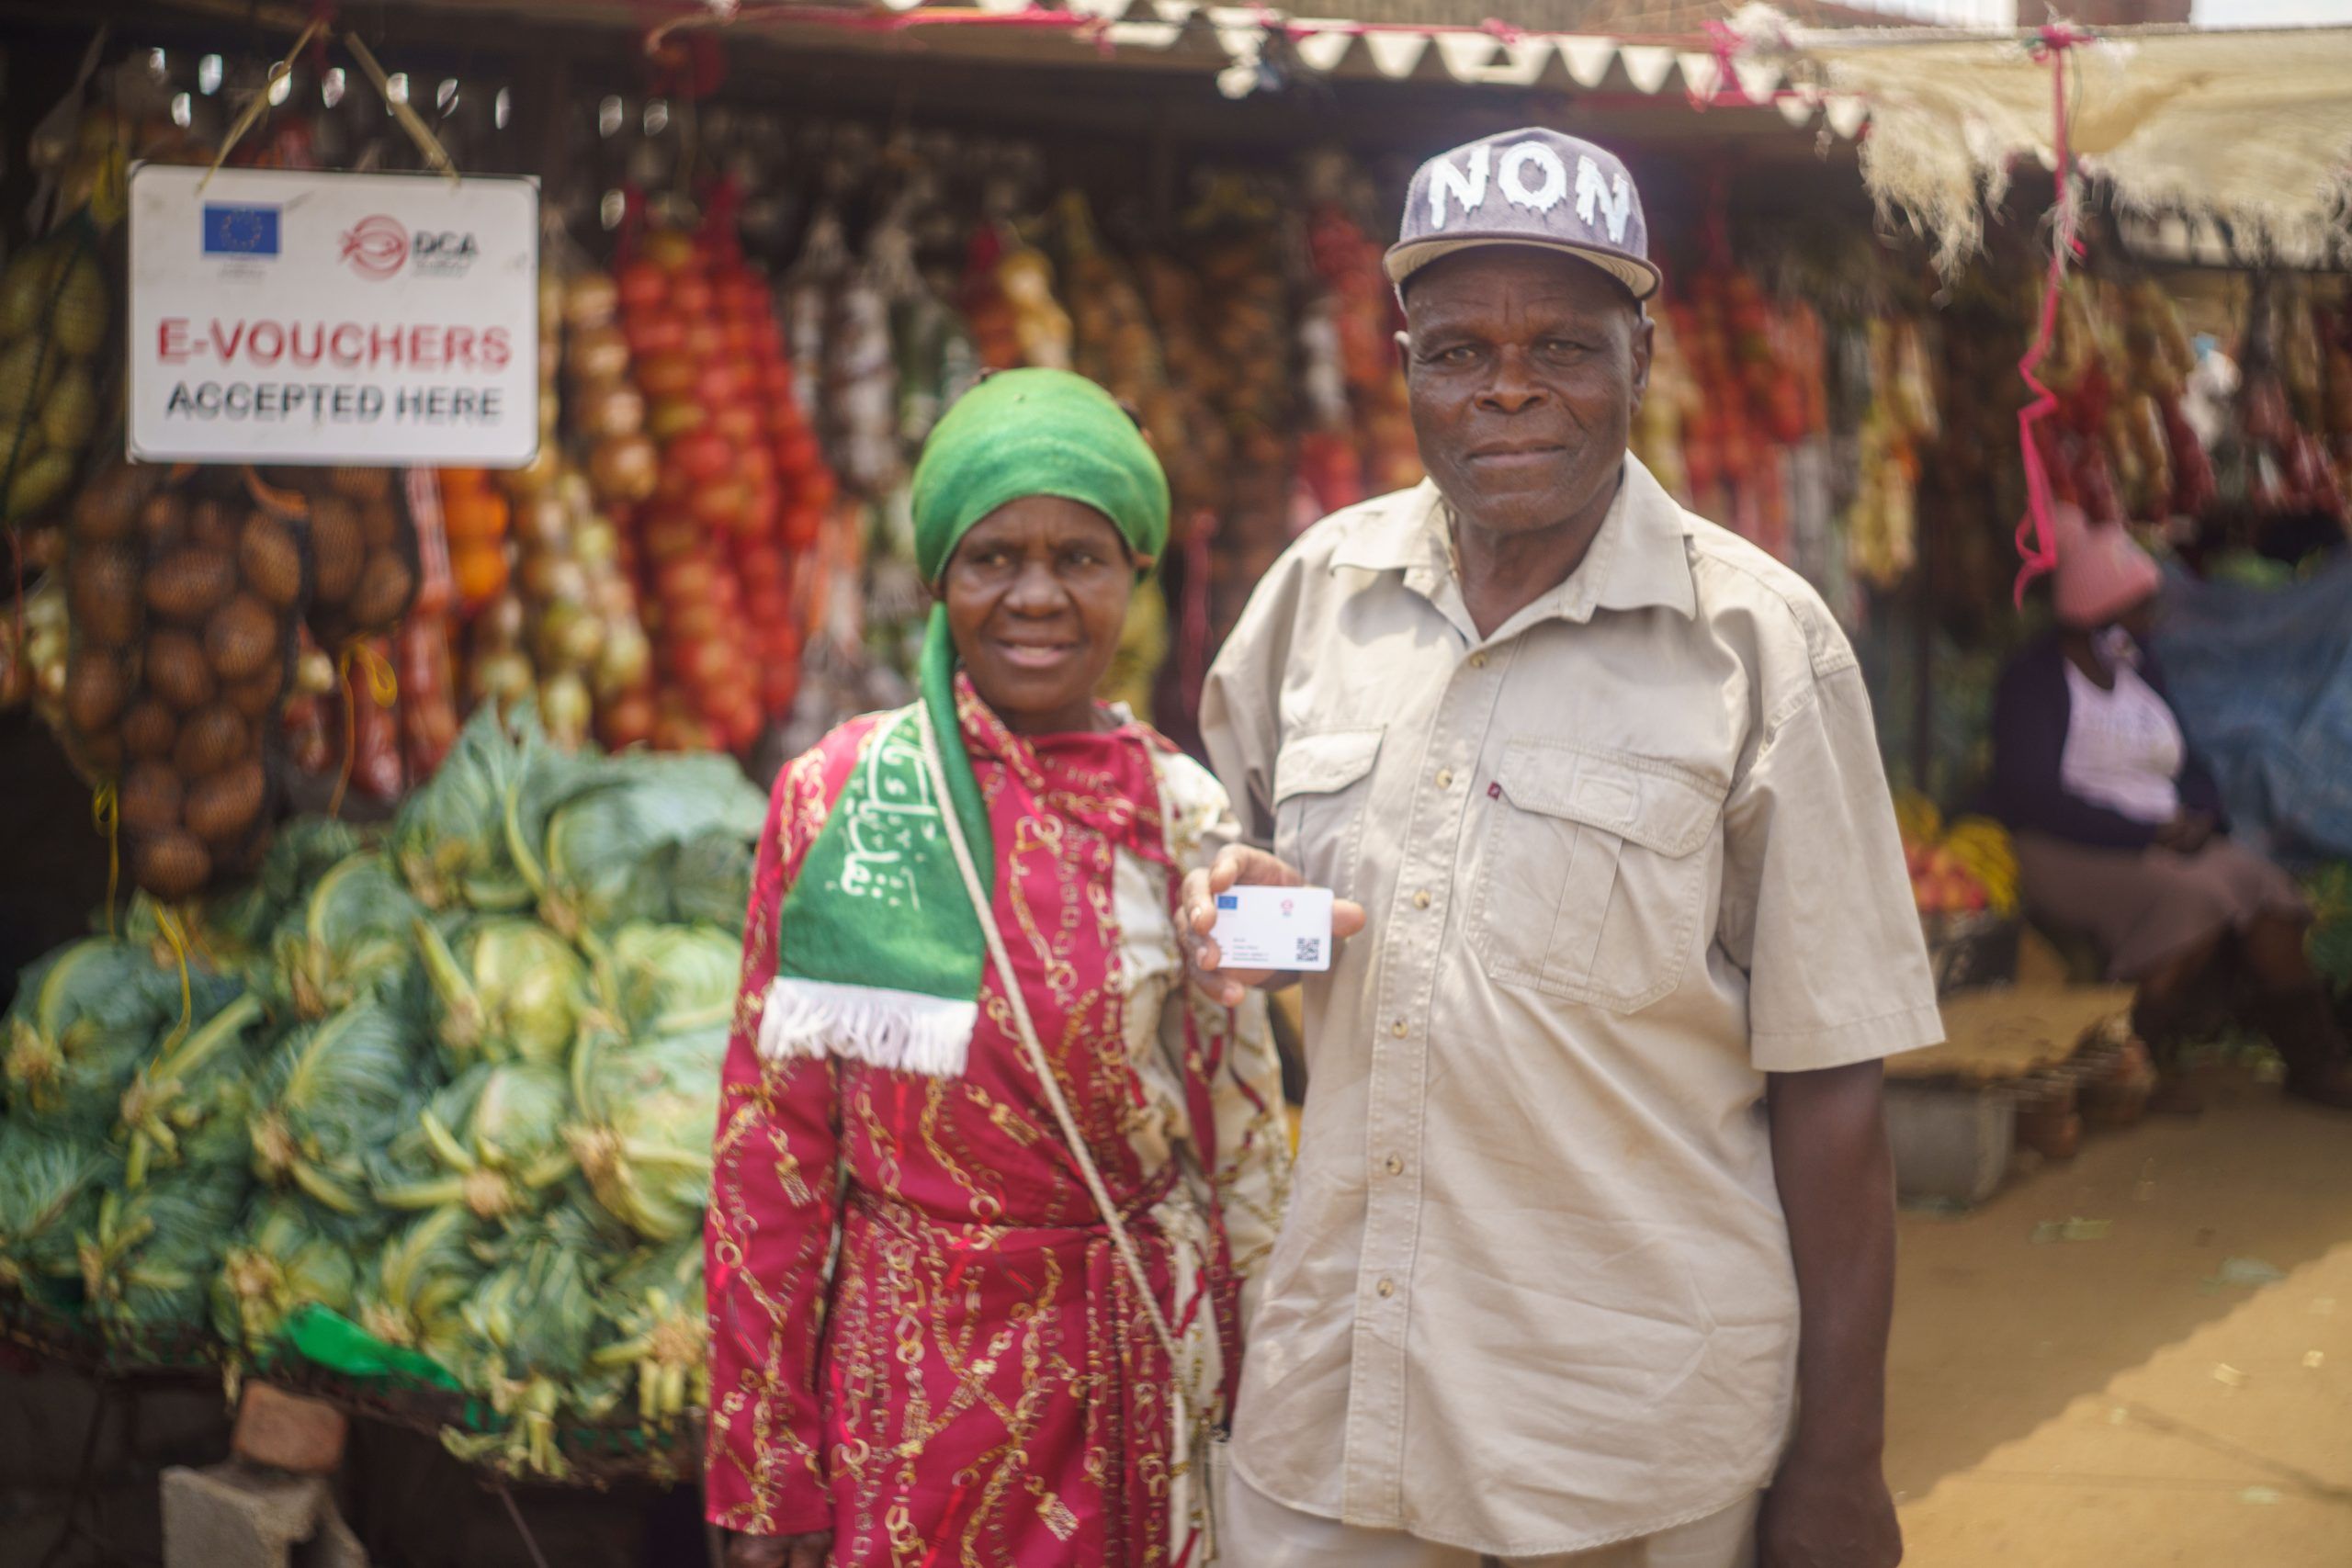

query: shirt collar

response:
[1329,455,1697,626]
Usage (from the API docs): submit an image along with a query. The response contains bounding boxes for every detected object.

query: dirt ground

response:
[1885,1075,2352,1567]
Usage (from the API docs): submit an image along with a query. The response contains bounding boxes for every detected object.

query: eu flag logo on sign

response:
[202,205,279,256]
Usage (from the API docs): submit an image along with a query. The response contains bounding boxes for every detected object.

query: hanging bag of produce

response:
[61,462,310,904]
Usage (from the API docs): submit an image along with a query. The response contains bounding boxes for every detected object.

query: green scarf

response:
[759,369,1170,1076]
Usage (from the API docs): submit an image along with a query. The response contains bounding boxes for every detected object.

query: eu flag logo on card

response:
[202,205,279,256]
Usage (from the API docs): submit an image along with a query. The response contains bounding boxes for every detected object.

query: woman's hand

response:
[1181,844,1367,1007]
[2155,811,2216,854]
[727,1531,831,1568]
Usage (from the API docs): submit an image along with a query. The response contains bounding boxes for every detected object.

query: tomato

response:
[598,690,658,750]
[747,585,791,626]
[737,545,786,592]
[677,637,732,693]
[616,261,667,313]
[638,353,698,401]
[775,429,820,477]
[768,399,807,440]
[695,360,744,410]
[624,310,685,360]
[683,318,724,361]
[720,702,763,752]
[716,274,769,321]
[714,403,764,450]
[672,430,735,485]
[671,275,715,319]
[655,555,717,606]
[782,503,823,550]
[759,361,797,402]
[689,479,748,533]
[797,468,839,512]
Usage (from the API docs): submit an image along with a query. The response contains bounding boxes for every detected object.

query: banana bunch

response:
[1941,818,2019,917]
[1893,791,1943,849]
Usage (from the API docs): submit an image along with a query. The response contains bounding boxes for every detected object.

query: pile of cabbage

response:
[0,709,760,1478]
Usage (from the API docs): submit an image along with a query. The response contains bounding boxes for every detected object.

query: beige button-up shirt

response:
[1201,457,1942,1559]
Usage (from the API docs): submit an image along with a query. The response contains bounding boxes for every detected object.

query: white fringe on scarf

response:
[755,976,975,1078]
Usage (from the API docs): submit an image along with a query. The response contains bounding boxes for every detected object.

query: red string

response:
[2012,24,2088,606]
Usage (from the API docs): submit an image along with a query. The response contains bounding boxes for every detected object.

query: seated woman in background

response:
[1990,505,2352,1111]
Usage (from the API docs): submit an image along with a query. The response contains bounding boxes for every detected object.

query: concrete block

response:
[233,1383,348,1474]
[162,1462,367,1568]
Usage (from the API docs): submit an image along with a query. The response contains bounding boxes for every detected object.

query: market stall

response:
[2,0,2350,1555]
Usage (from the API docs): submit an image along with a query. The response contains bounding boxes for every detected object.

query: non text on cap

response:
[1424,140,1636,248]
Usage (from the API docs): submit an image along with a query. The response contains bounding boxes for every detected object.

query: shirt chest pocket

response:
[1472,741,1724,1013]
[1272,728,1383,903]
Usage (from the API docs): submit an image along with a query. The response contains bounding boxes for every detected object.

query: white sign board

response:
[127,164,539,468]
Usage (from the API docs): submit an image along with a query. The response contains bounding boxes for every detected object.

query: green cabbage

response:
[248,999,426,1219]
[533,757,763,942]
[205,819,372,962]
[667,829,755,934]
[600,923,740,1043]
[0,1125,113,1316]
[391,705,586,916]
[211,1196,360,1357]
[444,1205,612,1478]
[374,1062,574,1224]
[117,991,265,1188]
[566,1025,724,1244]
[354,1204,482,1373]
[5,939,187,1128]
[79,1165,248,1363]
[270,852,426,1021]
[415,917,591,1072]
[589,1235,708,1433]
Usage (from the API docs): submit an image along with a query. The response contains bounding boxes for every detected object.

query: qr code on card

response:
[1295,938,1323,965]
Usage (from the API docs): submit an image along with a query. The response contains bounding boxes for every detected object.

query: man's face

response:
[1402,247,1653,537]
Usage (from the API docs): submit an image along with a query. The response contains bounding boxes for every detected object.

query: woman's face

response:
[940,496,1137,735]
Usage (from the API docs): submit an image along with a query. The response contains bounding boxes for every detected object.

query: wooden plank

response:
[1888,984,2135,1084]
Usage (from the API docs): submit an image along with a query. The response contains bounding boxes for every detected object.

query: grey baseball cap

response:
[1386,128,1660,302]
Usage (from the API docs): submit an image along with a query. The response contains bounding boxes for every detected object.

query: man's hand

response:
[1181,844,1367,1007]
[1758,1450,1902,1568]
[726,1531,830,1568]
[2154,811,2216,854]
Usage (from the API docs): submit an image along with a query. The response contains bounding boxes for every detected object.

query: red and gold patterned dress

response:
[705,682,1290,1566]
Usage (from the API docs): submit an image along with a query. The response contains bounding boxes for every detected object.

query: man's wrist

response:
[1781,1421,1885,1474]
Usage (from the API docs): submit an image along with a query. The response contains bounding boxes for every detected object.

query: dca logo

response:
[340,217,480,279]
[340,216,409,278]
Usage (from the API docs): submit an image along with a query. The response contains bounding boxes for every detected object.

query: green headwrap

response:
[758,369,1170,1078]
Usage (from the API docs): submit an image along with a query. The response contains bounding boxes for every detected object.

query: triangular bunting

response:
[1618,44,1676,96]
[1292,22,1356,73]
[1557,36,1617,88]
[1365,31,1431,78]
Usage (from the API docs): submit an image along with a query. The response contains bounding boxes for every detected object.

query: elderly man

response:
[1187,130,1940,1568]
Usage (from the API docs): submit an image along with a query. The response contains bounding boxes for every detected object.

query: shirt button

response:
[1413,890,1432,910]
[1390,1019,1408,1038]
[1385,1155,1405,1176]
[1435,768,1454,790]
[1376,1279,1396,1299]
[1469,652,1488,670]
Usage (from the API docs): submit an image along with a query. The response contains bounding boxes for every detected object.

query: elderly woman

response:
[705,369,1293,1568]
[1990,507,2352,1110]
